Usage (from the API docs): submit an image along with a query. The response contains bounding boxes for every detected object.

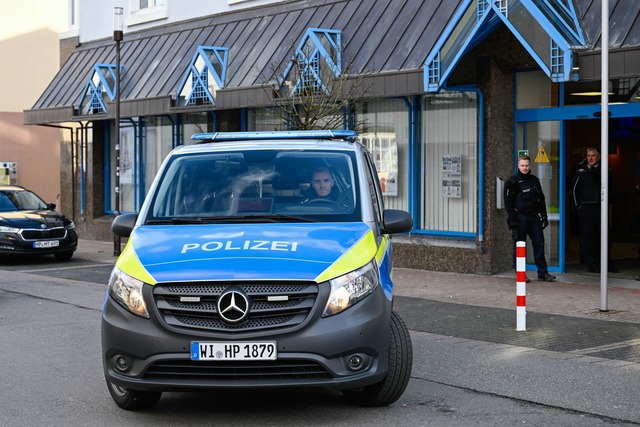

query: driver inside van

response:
[308,166,336,198]
[301,166,352,209]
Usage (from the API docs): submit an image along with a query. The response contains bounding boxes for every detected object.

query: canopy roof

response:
[25,0,640,124]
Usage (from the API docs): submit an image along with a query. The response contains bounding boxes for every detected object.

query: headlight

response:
[65,221,76,230]
[322,261,379,317]
[0,226,20,233]
[108,266,150,318]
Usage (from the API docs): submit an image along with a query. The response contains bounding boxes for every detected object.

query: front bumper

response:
[101,283,392,392]
[0,229,78,256]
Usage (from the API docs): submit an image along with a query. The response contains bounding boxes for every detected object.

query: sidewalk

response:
[394,267,640,324]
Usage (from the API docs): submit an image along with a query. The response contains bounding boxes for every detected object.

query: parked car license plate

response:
[33,240,60,248]
[191,341,277,361]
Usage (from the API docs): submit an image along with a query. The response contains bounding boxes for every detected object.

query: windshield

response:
[146,149,360,223]
[0,189,49,211]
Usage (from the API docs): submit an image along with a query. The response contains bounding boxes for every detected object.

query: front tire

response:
[342,310,413,406]
[105,378,162,410]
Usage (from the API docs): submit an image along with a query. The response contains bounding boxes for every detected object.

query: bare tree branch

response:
[257,42,372,131]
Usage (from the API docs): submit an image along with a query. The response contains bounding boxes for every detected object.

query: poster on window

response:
[361,133,398,196]
[441,154,462,198]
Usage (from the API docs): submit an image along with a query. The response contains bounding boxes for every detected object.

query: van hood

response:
[117,223,377,284]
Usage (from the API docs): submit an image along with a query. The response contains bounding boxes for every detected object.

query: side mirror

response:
[47,203,57,210]
[381,209,413,234]
[111,213,138,238]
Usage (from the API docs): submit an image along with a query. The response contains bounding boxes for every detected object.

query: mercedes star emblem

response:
[217,288,250,323]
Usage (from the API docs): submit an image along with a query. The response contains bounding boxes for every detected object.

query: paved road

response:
[1,240,639,424]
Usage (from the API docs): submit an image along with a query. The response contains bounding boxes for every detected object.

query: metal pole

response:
[113,8,123,256]
[600,0,609,311]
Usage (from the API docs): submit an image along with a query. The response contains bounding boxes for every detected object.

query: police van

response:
[102,130,414,410]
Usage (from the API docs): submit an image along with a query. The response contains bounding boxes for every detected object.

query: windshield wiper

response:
[245,214,318,223]
[145,214,318,225]
[145,218,206,225]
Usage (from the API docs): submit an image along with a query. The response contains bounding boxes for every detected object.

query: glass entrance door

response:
[515,121,561,272]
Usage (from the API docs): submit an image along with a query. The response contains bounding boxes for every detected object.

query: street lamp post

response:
[113,7,123,256]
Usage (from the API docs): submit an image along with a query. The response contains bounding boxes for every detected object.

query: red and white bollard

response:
[515,241,527,331]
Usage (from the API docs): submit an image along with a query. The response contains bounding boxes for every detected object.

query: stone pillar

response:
[476,54,516,274]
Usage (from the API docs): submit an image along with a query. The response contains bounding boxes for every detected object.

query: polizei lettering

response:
[181,240,299,254]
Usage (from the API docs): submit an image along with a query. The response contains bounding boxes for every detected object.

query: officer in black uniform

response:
[570,147,618,273]
[504,155,556,282]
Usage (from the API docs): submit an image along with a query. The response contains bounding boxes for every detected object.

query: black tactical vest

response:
[514,176,542,214]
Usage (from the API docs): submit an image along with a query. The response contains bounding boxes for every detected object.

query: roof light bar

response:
[191,130,358,143]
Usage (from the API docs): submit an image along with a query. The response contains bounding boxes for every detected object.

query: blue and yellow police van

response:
[102,130,413,410]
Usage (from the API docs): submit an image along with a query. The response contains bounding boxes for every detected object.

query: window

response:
[421,91,478,234]
[69,0,78,28]
[143,117,174,195]
[356,99,409,212]
[148,150,360,222]
[248,109,287,131]
[132,0,165,10]
[516,71,559,109]
[182,113,215,145]
[564,77,640,106]
[363,151,384,225]
[108,117,173,213]
[112,123,136,212]
[128,0,167,26]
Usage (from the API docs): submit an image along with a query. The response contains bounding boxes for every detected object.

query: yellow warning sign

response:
[534,145,550,163]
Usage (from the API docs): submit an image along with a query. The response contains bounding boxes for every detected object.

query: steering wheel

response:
[304,198,343,208]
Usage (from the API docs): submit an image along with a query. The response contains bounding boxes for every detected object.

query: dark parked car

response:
[0,185,77,260]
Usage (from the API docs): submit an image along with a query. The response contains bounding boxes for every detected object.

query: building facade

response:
[26,0,640,275]
[0,0,71,203]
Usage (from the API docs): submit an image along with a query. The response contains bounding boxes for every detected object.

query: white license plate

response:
[191,341,277,361]
[33,240,60,248]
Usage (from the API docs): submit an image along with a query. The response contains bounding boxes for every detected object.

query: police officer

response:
[504,155,556,282]
[570,147,618,273]
[301,166,353,210]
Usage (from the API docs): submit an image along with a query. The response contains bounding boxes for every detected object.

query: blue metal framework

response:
[79,64,118,115]
[280,28,342,96]
[424,0,586,92]
[176,46,229,107]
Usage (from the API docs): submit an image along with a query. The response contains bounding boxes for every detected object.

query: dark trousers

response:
[577,204,613,270]
[513,212,548,277]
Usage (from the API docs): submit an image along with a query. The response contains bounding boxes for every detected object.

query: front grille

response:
[153,281,319,332]
[144,359,331,381]
[20,227,66,240]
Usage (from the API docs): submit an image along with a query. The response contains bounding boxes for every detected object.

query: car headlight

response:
[65,221,76,230]
[322,261,379,317]
[0,226,20,233]
[108,266,150,318]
